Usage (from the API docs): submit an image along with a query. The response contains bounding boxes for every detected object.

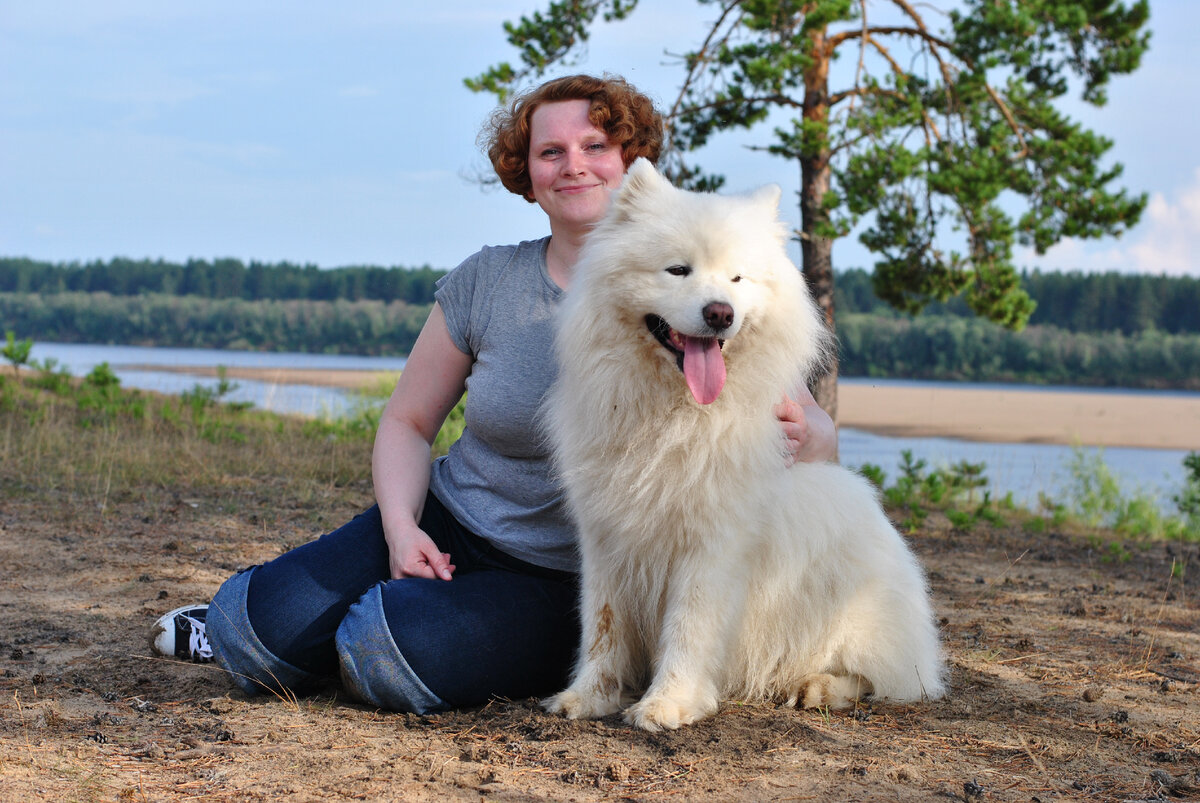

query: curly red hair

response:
[483,74,664,201]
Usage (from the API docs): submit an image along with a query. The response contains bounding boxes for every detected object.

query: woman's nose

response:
[561,149,585,176]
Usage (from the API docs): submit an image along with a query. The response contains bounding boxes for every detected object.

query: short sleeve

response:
[435,250,486,356]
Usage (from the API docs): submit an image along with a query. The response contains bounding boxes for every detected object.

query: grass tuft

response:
[857,450,1003,534]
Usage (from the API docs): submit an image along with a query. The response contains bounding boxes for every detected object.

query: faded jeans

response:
[205,494,580,713]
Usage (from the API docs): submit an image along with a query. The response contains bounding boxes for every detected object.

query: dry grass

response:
[0,372,375,529]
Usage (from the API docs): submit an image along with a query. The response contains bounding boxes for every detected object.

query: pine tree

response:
[467,0,1149,418]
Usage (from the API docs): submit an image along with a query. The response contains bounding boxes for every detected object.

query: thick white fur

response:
[542,160,946,731]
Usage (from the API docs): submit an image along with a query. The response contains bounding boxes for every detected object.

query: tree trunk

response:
[800,26,838,443]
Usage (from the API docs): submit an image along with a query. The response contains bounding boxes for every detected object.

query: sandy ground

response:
[2,496,1197,802]
[121,364,1200,451]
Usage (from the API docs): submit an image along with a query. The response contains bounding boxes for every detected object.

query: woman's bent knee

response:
[335,583,446,714]
[208,567,325,696]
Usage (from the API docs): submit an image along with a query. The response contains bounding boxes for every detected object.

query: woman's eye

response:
[665,265,692,277]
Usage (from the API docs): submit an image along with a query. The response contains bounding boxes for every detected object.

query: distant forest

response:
[834,268,1200,335]
[0,256,443,305]
[3,256,1199,335]
[3,256,1199,387]
[0,292,428,357]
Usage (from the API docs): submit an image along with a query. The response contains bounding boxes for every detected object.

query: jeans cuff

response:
[335,582,446,714]
[207,567,324,696]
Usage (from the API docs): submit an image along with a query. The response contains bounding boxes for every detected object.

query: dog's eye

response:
[665,265,692,277]
[731,275,742,283]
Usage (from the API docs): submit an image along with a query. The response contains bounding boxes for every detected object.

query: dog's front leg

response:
[624,549,746,731]
[543,550,635,719]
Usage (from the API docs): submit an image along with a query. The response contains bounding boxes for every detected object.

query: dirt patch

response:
[2,483,1197,802]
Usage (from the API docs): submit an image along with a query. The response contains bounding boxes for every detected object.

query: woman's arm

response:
[775,384,837,465]
[372,303,474,580]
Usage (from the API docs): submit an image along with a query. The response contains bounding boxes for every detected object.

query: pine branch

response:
[662,0,745,170]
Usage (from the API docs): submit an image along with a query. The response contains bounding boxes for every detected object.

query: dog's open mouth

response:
[645,314,726,405]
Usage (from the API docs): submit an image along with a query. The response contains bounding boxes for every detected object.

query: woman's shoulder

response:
[461,237,549,270]
[435,236,551,354]
[439,237,549,290]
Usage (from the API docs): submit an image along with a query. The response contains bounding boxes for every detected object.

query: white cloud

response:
[1022,167,1200,277]
[90,74,215,108]
[338,85,379,98]
[1124,171,1200,275]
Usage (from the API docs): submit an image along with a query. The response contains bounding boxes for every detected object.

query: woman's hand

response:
[384,521,456,581]
[774,386,836,466]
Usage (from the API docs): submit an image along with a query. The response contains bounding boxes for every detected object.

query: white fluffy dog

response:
[542,159,946,731]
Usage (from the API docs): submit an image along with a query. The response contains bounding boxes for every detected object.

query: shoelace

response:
[180,614,214,661]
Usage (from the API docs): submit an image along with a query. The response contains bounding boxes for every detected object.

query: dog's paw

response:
[542,688,622,720]
[789,673,873,709]
[623,694,714,732]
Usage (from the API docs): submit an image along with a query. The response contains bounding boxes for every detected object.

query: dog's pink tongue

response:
[682,336,726,405]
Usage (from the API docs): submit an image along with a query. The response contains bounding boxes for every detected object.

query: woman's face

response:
[527,99,626,236]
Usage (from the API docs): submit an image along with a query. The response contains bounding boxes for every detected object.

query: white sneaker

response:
[150,604,213,663]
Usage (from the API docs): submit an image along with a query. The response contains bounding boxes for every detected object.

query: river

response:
[24,341,1196,514]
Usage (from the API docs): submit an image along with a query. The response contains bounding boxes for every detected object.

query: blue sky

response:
[2,1,1196,277]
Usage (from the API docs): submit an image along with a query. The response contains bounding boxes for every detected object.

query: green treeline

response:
[834,266,1200,388]
[6,256,1199,336]
[3,255,1200,387]
[837,313,1200,389]
[0,256,444,305]
[0,293,429,356]
[835,268,1200,334]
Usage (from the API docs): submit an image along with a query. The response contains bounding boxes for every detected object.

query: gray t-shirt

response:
[428,237,578,572]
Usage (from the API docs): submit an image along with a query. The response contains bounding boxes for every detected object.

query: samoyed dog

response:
[542,159,946,731]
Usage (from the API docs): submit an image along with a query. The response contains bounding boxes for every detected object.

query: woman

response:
[153,74,836,713]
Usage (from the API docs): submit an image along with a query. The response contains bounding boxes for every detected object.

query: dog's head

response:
[568,158,824,406]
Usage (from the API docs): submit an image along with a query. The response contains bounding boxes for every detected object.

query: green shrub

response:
[2,330,33,376]
[29,357,72,394]
[1173,452,1200,527]
[857,450,999,533]
[1062,447,1199,542]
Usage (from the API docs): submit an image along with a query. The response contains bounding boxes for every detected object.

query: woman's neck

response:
[545,226,589,290]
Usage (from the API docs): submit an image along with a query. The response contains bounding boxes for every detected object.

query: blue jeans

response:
[206,494,580,713]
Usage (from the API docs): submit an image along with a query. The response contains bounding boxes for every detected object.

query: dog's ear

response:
[746,183,789,247]
[749,183,783,211]
[611,158,667,222]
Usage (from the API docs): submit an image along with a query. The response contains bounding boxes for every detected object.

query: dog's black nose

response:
[703,302,734,331]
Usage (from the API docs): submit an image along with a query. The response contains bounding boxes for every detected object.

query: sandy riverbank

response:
[118,364,1200,451]
[837,383,1200,451]
[116,364,396,391]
